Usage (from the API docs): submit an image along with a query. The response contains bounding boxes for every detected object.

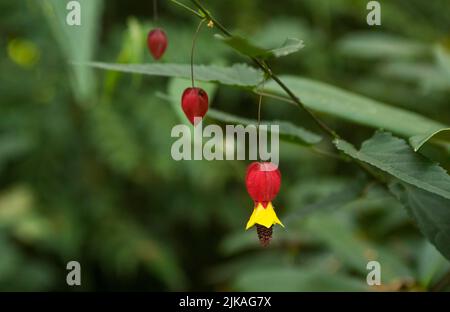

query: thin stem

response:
[191,18,206,87]
[190,0,231,36]
[257,95,262,130]
[256,78,266,132]
[267,74,339,139]
[255,91,296,106]
[256,80,265,162]
[153,0,158,22]
[171,0,204,18]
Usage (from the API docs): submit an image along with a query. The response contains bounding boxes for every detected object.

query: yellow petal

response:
[245,202,284,230]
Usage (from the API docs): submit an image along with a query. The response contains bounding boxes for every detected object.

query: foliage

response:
[0,0,449,291]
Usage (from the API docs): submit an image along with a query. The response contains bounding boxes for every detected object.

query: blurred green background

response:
[1,0,449,291]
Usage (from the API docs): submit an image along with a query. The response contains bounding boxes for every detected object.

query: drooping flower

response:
[147,28,168,60]
[181,87,209,125]
[245,162,284,246]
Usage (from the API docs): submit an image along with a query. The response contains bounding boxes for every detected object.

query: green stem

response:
[269,73,339,139]
[153,0,158,22]
[254,91,296,106]
[190,0,231,36]
[191,18,205,87]
[257,93,262,131]
[256,80,265,163]
[171,0,204,18]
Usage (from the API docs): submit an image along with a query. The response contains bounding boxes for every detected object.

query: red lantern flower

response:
[147,28,168,60]
[245,162,284,246]
[181,87,209,125]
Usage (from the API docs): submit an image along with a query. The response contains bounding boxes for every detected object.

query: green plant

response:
[2,0,449,291]
[87,0,450,262]
[88,0,450,259]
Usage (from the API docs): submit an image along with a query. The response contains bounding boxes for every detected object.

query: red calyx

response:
[181,87,209,125]
[147,28,167,60]
[245,162,281,206]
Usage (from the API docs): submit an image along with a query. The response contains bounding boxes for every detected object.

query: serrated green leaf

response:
[389,182,450,261]
[207,109,322,146]
[263,76,450,145]
[334,131,450,199]
[254,19,311,51]
[83,62,450,149]
[270,38,305,57]
[409,128,450,151]
[215,34,267,58]
[215,34,304,59]
[82,62,263,87]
